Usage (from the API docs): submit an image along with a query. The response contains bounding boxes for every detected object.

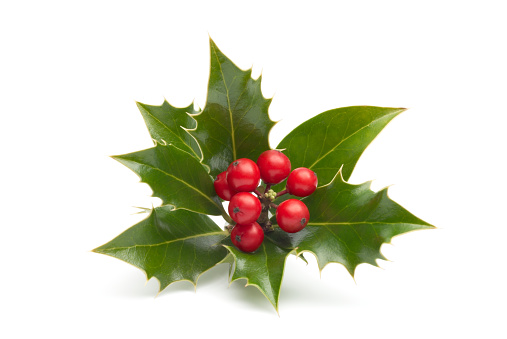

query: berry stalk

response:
[256,187,275,233]
[276,189,288,198]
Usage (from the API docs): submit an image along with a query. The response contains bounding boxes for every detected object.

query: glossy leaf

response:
[224,239,294,312]
[137,100,201,159]
[93,207,229,290]
[96,39,435,312]
[189,39,275,177]
[270,170,434,276]
[112,143,223,215]
[277,106,405,185]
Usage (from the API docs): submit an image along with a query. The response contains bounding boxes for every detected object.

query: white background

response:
[1,0,506,338]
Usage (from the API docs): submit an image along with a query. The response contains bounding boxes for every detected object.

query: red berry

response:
[256,150,291,184]
[286,167,318,197]
[214,171,237,201]
[228,192,262,225]
[230,222,264,252]
[227,158,260,192]
[276,199,310,233]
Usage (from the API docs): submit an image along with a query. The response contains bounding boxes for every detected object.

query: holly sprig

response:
[93,38,434,313]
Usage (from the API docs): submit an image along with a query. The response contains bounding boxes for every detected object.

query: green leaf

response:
[112,143,223,215]
[93,207,229,290]
[136,100,201,159]
[269,170,434,276]
[277,106,405,185]
[189,38,275,177]
[224,239,294,312]
[96,39,435,311]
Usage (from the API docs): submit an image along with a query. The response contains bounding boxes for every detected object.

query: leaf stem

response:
[254,189,263,198]
[223,213,234,224]
[220,206,234,224]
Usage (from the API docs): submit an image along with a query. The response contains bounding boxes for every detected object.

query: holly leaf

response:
[93,207,228,290]
[269,170,435,276]
[224,239,294,312]
[136,100,201,160]
[96,39,434,312]
[277,106,405,185]
[112,143,223,215]
[189,39,275,177]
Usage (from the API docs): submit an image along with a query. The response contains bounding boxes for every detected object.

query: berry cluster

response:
[214,150,318,253]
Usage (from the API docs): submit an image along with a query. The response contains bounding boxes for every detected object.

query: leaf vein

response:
[124,157,220,211]
[308,112,398,170]
[99,231,227,251]
[140,106,198,158]
[211,43,236,160]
